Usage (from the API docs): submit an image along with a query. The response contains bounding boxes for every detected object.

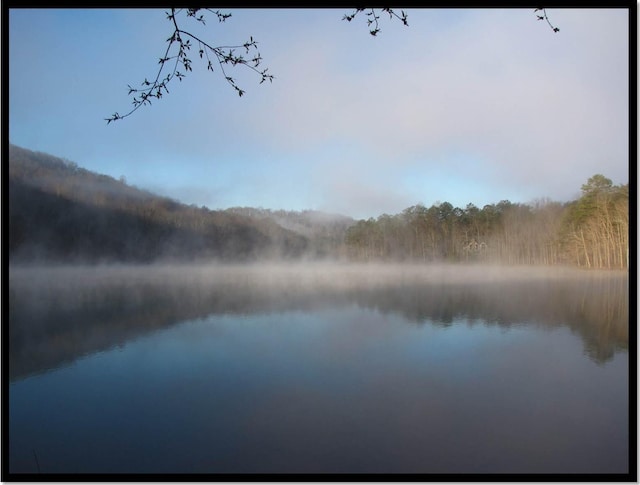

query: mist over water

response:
[8,263,629,475]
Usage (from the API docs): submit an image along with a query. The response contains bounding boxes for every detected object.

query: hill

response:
[225,207,353,258]
[8,144,329,263]
[8,144,627,269]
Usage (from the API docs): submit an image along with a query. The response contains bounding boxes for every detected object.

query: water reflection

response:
[9,264,628,381]
[8,264,629,475]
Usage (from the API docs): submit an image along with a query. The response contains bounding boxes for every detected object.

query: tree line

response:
[8,144,627,269]
[344,175,628,270]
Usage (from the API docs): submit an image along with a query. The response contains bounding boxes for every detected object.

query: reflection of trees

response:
[350,274,628,364]
[8,267,346,381]
[9,266,628,381]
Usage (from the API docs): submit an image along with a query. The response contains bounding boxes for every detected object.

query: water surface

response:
[8,264,629,475]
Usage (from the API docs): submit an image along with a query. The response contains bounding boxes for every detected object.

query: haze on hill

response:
[8,144,628,269]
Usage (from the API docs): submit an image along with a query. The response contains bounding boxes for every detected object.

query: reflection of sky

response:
[9,305,628,474]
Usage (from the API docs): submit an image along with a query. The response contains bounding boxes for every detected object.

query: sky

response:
[9,8,630,220]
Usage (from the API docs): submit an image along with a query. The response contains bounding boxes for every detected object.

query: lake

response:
[7,263,630,476]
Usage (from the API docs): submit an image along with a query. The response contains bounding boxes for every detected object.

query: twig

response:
[106,8,272,123]
[342,8,408,37]
[535,8,560,33]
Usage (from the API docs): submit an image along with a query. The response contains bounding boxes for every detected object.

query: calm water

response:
[8,264,629,475]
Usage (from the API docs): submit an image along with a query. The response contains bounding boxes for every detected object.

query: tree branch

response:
[534,8,560,33]
[342,7,408,36]
[106,8,272,124]
[106,8,558,125]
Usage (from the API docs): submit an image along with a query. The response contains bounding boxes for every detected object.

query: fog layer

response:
[9,263,629,381]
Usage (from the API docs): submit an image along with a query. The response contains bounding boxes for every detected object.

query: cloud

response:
[242,9,628,209]
[10,9,628,219]
[313,158,416,218]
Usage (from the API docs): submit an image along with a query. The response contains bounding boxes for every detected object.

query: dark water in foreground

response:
[8,264,629,475]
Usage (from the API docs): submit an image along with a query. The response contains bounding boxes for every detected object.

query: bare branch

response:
[106,8,272,123]
[342,7,408,36]
[534,8,560,33]
[106,8,556,125]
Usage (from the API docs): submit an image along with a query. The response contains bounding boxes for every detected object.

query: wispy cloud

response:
[9,8,629,218]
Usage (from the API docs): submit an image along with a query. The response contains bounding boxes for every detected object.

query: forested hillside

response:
[8,145,311,263]
[344,177,629,269]
[226,207,353,258]
[8,144,628,269]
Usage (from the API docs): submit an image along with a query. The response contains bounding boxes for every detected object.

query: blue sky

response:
[9,8,629,219]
